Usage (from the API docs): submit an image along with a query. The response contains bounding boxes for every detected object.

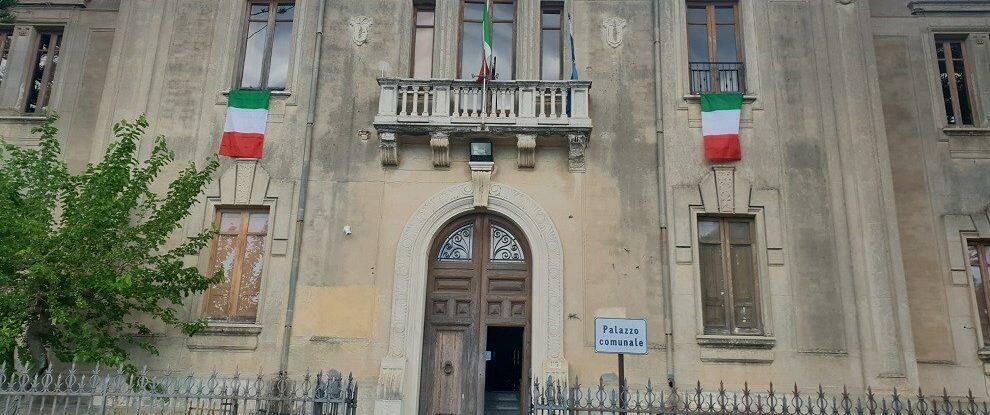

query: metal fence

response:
[689,62,746,94]
[0,364,357,415]
[531,377,990,415]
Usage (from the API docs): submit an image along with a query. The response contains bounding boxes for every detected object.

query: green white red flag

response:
[700,92,743,162]
[476,0,493,82]
[219,89,270,158]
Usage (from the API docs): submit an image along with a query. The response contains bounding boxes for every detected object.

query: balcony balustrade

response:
[373,78,593,171]
[375,78,591,132]
[689,61,746,94]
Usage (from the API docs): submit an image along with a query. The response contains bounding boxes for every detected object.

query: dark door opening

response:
[484,326,524,415]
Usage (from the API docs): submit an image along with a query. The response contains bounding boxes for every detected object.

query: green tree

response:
[0,0,17,23]
[0,114,220,372]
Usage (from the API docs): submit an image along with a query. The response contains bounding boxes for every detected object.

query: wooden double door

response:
[420,213,532,415]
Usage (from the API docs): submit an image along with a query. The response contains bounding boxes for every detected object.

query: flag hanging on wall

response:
[700,92,743,162]
[219,89,270,158]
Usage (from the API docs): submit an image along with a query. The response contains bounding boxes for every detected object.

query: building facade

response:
[4,0,990,413]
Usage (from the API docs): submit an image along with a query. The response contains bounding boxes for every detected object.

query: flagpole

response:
[480,0,490,130]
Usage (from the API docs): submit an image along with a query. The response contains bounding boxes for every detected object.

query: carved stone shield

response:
[600,16,627,49]
[349,16,373,46]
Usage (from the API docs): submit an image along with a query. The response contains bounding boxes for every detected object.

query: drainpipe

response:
[652,0,676,388]
[279,0,327,375]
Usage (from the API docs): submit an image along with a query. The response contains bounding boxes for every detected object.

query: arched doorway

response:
[419,213,532,415]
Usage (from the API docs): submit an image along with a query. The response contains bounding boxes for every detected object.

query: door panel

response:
[420,214,531,415]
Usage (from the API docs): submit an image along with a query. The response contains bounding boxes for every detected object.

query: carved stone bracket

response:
[379,132,398,166]
[517,134,536,168]
[430,132,450,168]
[470,161,495,207]
[568,133,588,173]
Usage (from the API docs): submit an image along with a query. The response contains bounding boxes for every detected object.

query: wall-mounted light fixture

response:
[470,140,494,163]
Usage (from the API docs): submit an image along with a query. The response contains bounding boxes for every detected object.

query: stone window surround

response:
[674,0,763,102]
[397,0,566,80]
[672,166,783,352]
[0,23,68,116]
[219,0,301,96]
[183,159,294,350]
[921,27,990,141]
[943,209,990,361]
[375,182,565,415]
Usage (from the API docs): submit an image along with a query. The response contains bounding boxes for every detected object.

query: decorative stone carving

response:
[191,159,294,257]
[601,16,627,49]
[13,26,30,36]
[714,166,735,213]
[470,162,494,208]
[672,167,784,266]
[379,131,398,166]
[377,182,566,413]
[568,133,588,172]
[430,132,449,168]
[348,16,373,46]
[517,134,536,168]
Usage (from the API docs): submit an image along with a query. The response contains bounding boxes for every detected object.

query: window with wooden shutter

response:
[934,36,975,127]
[412,3,436,79]
[203,208,270,323]
[969,241,990,345]
[686,1,744,94]
[698,216,762,335]
[238,0,294,90]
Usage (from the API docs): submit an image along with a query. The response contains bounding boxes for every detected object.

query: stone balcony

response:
[373,78,593,171]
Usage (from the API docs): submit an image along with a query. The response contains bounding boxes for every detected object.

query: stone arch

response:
[375,182,566,415]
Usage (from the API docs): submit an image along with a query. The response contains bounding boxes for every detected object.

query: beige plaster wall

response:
[3,0,990,411]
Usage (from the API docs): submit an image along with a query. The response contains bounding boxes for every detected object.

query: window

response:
[540,5,562,80]
[969,241,990,345]
[935,37,975,126]
[460,0,514,79]
[698,216,761,335]
[203,209,270,322]
[239,1,294,90]
[25,29,61,113]
[687,1,744,94]
[413,3,436,78]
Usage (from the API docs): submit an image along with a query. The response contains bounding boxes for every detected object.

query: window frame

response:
[0,27,14,88]
[539,3,563,81]
[457,0,516,80]
[411,2,436,78]
[686,0,744,94]
[969,240,990,346]
[202,207,271,323]
[934,35,977,127]
[236,0,295,91]
[23,27,62,113]
[697,215,763,336]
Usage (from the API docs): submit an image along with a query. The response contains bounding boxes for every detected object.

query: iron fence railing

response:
[531,377,990,415]
[0,364,357,415]
[689,62,746,94]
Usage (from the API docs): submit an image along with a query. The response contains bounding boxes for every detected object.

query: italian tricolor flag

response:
[219,89,270,159]
[700,93,743,162]
[476,0,493,82]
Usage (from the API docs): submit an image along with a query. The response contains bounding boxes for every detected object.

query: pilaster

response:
[0,26,36,113]
[823,0,917,388]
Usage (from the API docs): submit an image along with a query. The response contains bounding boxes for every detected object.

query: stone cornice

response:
[909,1,990,15]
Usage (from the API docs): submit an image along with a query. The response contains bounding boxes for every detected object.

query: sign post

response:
[594,318,648,413]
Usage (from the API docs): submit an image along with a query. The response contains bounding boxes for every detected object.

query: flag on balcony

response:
[476,0,493,82]
[700,92,743,162]
[566,12,578,115]
[219,89,270,158]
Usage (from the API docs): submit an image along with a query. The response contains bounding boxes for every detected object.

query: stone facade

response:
[4,0,990,412]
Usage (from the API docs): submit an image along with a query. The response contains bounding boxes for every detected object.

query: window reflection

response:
[460,0,514,79]
[239,1,294,90]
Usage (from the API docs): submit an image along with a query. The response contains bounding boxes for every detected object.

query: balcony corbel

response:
[568,133,589,173]
[517,134,536,168]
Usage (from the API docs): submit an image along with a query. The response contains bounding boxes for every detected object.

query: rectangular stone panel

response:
[769,0,846,352]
